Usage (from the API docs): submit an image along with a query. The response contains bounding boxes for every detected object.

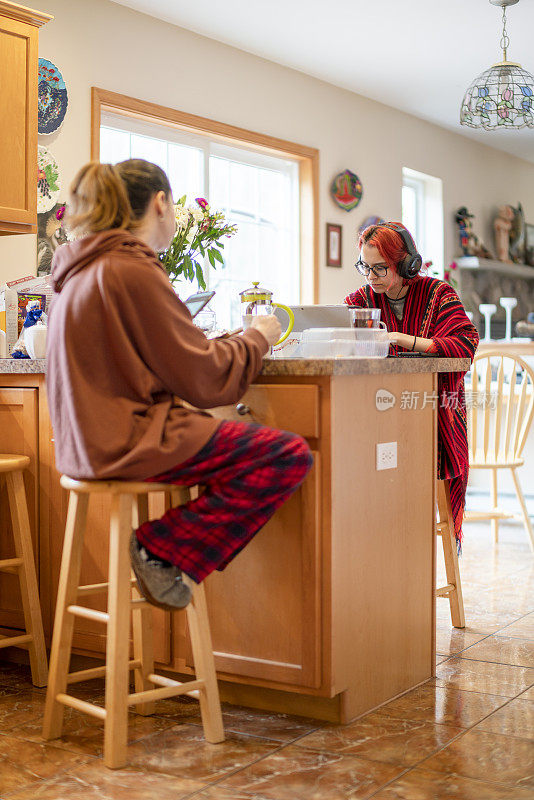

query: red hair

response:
[358,222,421,285]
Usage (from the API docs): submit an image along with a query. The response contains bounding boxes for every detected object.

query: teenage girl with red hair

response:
[345,222,479,550]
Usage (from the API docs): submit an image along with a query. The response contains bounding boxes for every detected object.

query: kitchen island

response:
[0,354,469,723]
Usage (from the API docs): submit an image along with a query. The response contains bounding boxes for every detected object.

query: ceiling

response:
[110,0,534,163]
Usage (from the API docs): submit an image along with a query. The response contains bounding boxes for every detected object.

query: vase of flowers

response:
[159,196,237,289]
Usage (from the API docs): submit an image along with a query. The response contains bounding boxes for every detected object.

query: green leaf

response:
[194,261,206,289]
[207,249,216,268]
[176,195,186,206]
[211,248,224,263]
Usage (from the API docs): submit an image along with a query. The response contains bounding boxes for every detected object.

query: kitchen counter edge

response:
[0,357,470,376]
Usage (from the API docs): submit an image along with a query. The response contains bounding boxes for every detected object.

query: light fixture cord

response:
[500,5,510,62]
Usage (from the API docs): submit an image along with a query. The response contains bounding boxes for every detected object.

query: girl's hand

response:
[388,332,410,347]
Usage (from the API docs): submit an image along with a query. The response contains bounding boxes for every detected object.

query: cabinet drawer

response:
[211,384,320,439]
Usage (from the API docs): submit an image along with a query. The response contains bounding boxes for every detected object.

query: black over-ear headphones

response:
[375,223,422,279]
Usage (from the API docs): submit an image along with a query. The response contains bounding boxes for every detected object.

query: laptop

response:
[274,304,352,333]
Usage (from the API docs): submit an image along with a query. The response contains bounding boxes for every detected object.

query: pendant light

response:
[460,0,534,130]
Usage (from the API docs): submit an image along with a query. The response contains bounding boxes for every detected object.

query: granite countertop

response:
[0,356,470,376]
[0,358,46,373]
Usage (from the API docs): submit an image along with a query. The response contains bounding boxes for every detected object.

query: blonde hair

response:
[65,159,172,238]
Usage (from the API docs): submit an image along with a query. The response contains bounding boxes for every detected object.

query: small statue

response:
[12,301,47,359]
[494,205,515,262]
[455,206,492,259]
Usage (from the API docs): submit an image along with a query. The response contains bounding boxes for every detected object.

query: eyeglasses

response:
[355,258,389,278]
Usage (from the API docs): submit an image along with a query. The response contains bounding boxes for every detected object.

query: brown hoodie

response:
[46,230,269,480]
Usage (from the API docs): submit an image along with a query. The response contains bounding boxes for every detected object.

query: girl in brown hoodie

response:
[47,159,313,609]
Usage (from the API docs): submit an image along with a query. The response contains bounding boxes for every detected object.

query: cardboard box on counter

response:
[0,275,53,355]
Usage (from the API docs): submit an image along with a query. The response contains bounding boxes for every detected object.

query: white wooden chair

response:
[465,351,534,551]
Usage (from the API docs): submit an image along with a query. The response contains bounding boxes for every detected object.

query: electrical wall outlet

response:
[376,441,397,471]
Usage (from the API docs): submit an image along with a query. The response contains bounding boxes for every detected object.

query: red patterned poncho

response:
[345,276,479,549]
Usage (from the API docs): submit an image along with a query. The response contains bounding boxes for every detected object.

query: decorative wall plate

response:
[37,146,61,213]
[358,215,385,234]
[38,58,68,134]
[331,169,363,211]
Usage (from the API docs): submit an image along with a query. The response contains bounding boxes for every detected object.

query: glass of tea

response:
[348,308,382,328]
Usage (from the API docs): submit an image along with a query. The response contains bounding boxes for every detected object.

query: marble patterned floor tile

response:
[126,723,281,783]
[499,613,534,640]
[434,608,523,635]
[433,657,534,697]
[371,766,534,799]
[0,687,47,730]
[219,704,323,743]
[217,744,405,800]
[137,693,202,723]
[435,628,489,657]
[377,684,508,728]
[460,635,534,668]
[8,705,177,757]
[421,728,534,790]
[0,733,91,794]
[475,697,534,739]
[3,759,205,800]
[292,712,463,767]
[0,661,43,692]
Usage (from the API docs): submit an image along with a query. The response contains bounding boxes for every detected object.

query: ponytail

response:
[65,159,172,238]
[65,162,132,237]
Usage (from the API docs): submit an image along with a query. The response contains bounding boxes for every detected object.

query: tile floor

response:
[0,489,532,799]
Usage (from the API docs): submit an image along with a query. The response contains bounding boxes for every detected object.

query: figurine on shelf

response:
[494,205,515,263]
[455,206,493,259]
[509,203,526,264]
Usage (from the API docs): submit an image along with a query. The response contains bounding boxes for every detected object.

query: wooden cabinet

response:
[0,387,38,630]
[0,2,51,234]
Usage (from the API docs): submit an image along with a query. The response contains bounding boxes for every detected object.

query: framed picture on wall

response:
[326,223,342,267]
[525,223,534,267]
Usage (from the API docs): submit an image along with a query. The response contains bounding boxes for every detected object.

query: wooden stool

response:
[42,476,224,769]
[0,455,48,687]
[436,480,465,629]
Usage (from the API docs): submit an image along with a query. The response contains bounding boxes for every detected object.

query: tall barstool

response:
[43,476,224,769]
[436,479,465,629]
[0,455,48,686]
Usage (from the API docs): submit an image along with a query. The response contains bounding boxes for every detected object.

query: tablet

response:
[184,290,215,318]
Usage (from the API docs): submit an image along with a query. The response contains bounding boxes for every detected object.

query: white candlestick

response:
[479,304,497,342]
[499,297,517,341]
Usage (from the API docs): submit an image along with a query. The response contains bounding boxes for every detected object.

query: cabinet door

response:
[0,388,38,630]
[0,14,38,233]
[173,451,322,689]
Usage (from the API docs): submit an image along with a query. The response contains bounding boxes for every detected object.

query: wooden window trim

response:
[91,87,319,303]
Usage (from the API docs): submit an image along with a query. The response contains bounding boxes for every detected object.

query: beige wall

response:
[1,0,533,304]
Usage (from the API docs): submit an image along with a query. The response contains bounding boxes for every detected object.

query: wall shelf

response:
[456,256,534,280]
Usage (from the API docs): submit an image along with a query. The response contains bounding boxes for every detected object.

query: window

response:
[98,105,307,332]
[402,167,444,277]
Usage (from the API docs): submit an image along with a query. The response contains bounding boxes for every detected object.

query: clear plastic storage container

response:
[297,326,390,359]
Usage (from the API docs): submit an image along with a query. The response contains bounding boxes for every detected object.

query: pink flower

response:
[195,197,208,210]
[56,204,66,221]
[450,261,458,270]
[502,89,512,102]
[444,270,451,281]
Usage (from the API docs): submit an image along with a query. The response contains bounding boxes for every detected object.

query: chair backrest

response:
[467,350,534,465]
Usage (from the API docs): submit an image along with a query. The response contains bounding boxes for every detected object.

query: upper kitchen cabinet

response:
[0,2,52,235]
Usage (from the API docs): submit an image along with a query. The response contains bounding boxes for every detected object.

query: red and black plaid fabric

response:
[135,420,313,583]
[346,276,479,550]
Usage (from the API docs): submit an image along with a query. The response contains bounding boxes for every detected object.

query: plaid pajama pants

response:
[135,420,313,583]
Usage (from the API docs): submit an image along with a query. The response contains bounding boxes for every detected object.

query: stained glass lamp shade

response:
[460,0,534,130]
